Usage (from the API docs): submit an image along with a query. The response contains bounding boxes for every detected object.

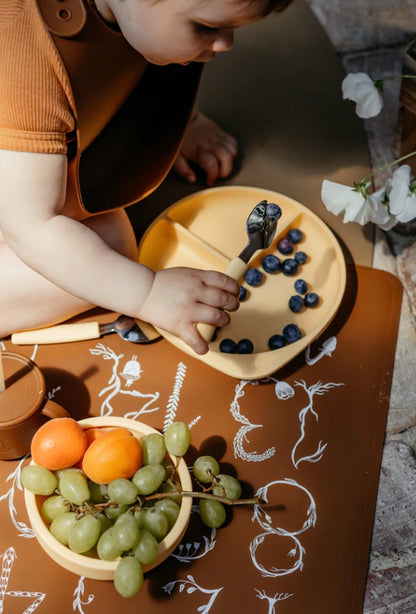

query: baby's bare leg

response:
[0,209,138,338]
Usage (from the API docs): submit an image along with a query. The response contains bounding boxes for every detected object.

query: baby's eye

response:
[194,23,220,36]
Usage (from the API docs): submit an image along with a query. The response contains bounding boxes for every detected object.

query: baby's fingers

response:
[179,306,231,355]
[201,270,240,296]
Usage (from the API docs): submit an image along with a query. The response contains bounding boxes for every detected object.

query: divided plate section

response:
[137,186,346,379]
[138,218,229,272]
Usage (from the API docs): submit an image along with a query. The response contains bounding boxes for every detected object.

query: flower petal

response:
[342,73,373,101]
[341,72,383,118]
[321,180,363,215]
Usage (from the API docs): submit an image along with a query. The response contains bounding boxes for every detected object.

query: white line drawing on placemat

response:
[305,336,337,366]
[230,380,276,463]
[250,478,316,578]
[291,380,344,469]
[0,547,45,613]
[171,505,217,563]
[163,362,187,431]
[0,458,34,538]
[163,574,223,613]
[73,576,94,614]
[255,589,293,613]
[89,344,160,418]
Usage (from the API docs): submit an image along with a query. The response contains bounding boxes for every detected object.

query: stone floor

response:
[305,2,416,611]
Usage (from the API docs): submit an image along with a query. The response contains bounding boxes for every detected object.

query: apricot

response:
[31,417,88,471]
[82,427,142,484]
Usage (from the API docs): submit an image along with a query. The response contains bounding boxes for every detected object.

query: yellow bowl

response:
[24,417,193,580]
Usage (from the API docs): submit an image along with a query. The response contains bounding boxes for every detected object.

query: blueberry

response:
[237,338,254,354]
[283,323,302,343]
[266,203,282,222]
[219,338,237,353]
[245,268,263,287]
[239,286,247,301]
[294,251,307,265]
[281,258,299,276]
[277,238,294,255]
[304,292,319,307]
[288,295,304,313]
[287,228,303,244]
[268,334,286,350]
[261,254,281,273]
[294,279,307,294]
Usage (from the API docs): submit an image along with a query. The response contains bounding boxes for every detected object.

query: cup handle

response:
[41,400,70,420]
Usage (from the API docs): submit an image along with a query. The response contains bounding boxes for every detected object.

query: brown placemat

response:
[0,265,402,614]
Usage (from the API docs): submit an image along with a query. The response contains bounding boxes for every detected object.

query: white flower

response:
[321,179,381,225]
[367,184,397,230]
[388,164,416,223]
[342,73,383,119]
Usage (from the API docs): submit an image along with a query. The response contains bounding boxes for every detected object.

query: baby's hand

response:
[138,267,240,355]
[174,111,238,186]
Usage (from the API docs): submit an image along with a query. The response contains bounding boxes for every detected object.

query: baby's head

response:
[98,0,293,65]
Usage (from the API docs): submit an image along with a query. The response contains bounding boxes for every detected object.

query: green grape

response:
[158,480,182,506]
[50,512,77,545]
[59,470,90,506]
[153,498,180,530]
[107,478,139,505]
[88,480,108,503]
[41,495,70,523]
[141,433,166,465]
[132,464,165,495]
[161,457,175,479]
[199,499,226,529]
[133,529,159,565]
[114,556,143,598]
[192,456,220,483]
[164,422,191,457]
[21,465,58,495]
[68,514,101,553]
[97,528,123,561]
[212,474,242,500]
[141,508,169,542]
[96,512,113,535]
[133,508,145,526]
[112,514,140,551]
[105,503,130,521]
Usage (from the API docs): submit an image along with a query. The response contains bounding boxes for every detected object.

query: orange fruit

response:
[31,417,88,471]
[82,427,142,484]
[84,426,113,447]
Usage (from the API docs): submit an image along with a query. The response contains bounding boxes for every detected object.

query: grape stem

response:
[145,490,264,507]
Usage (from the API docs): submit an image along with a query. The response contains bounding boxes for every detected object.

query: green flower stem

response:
[360,150,416,184]
[382,74,416,82]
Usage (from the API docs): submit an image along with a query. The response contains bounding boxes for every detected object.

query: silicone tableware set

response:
[12,186,346,380]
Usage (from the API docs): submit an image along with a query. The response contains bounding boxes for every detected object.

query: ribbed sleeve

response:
[0,0,76,154]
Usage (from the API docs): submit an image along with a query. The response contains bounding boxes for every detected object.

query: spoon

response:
[198,200,282,342]
[11,315,161,345]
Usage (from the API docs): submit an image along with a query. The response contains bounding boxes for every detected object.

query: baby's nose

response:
[211,29,234,53]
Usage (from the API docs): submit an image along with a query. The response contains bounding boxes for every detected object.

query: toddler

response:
[0,0,292,355]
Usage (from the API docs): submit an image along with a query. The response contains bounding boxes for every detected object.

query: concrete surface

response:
[305,1,416,611]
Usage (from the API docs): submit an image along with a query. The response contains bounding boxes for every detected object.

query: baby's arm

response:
[173,110,238,186]
[0,150,239,354]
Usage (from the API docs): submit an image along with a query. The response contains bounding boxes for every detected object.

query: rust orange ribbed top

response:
[0,0,75,154]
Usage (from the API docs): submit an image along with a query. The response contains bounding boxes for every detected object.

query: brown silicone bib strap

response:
[36,0,87,37]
